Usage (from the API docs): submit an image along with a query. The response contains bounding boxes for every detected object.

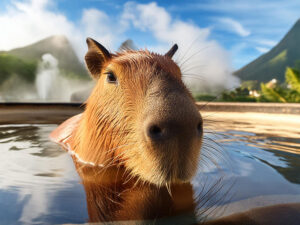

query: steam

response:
[34,53,93,102]
[178,43,241,93]
[36,54,59,100]
[0,0,241,98]
[0,52,92,102]
[122,2,240,94]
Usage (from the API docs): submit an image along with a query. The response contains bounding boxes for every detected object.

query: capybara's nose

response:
[145,117,203,143]
[147,124,164,140]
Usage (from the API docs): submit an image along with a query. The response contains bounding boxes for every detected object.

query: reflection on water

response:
[73,163,199,224]
[0,120,300,224]
[0,125,87,225]
[223,129,300,185]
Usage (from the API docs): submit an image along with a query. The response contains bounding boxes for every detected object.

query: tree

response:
[260,83,287,102]
[0,54,37,84]
[285,67,300,93]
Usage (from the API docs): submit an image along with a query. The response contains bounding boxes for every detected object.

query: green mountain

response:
[0,35,89,84]
[235,19,300,82]
[0,54,37,84]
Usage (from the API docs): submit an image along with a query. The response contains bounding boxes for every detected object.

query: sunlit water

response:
[0,121,299,224]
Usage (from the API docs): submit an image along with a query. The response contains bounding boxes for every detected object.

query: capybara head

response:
[72,38,203,186]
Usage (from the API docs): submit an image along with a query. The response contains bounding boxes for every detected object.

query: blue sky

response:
[0,0,299,70]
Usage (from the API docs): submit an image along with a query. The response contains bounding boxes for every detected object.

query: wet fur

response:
[55,40,203,186]
[50,39,300,224]
[74,161,196,223]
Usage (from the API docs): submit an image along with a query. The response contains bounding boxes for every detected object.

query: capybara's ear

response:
[85,38,111,79]
[165,44,178,58]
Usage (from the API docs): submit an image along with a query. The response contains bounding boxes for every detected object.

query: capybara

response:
[50,38,203,186]
[71,160,300,225]
[51,38,300,225]
[73,162,197,223]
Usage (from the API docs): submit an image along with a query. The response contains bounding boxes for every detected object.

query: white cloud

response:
[178,0,300,23]
[0,0,123,59]
[122,2,239,92]
[256,47,270,53]
[256,39,277,47]
[218,17,250,37]
[172,0,300,39]
[253,39,276,54]
[0,0,239,93]
[0,0,72,50]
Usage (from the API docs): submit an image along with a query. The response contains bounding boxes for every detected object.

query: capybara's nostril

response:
[197,121,203,135]
[147,125,163,140]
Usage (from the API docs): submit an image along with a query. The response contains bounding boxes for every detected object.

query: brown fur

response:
[51,38,203,186]
[74,161,196,223]
[74,161,300,225]
[50,39,300,224]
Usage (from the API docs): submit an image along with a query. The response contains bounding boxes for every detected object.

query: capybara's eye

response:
[106,72,117,84]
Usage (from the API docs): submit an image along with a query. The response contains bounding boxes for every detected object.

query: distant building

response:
[266,79,277,89]
[249,90,260,97]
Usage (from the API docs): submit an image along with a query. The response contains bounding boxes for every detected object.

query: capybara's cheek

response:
[121,135,202,186]
[123,147,165,185]
[177,138,202,181]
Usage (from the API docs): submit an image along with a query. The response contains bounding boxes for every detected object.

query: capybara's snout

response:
[143,100,202,144]
[137,78,203,184]
[143,76,202,144]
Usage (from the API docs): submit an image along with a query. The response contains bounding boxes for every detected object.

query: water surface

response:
[0,116,299,224]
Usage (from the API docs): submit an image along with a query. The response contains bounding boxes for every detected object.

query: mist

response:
[0,0,240,98]
[122,2,240,94]
[0,53,93,102]
[35,53,93,102]
[36,54,59,100]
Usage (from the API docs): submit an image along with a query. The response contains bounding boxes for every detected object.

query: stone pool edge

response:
[0,102,300,124]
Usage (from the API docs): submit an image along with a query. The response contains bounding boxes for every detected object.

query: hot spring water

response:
[0,113,299,224]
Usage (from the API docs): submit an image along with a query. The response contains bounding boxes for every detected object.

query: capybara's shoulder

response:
[50,113,82,150]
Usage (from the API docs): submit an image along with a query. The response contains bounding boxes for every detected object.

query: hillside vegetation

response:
[260,67,300,102]
[200,18,300,103]
[194,65,300,103]
[211,67,300,103]
[235,19,300,83]
[0,54,37,84]
[0,35,89,85]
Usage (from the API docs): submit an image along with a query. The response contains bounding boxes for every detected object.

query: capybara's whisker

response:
[104,142,136,155]
[178,44,214,68]
[181,64,208,74]
[175,34,204,64]
[182,74,207,81]
[50,38,204,186]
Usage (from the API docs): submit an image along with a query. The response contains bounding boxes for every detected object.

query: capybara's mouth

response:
[123,137,202,186]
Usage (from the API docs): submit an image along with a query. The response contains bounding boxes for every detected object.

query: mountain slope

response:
[235,19,300,82]
[0,35,88,79]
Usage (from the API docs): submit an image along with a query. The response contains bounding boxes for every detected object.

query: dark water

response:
[0,122,299,224]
